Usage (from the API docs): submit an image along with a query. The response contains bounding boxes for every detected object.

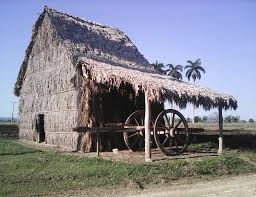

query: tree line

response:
[151,58,205,82]
[187,115,254,123]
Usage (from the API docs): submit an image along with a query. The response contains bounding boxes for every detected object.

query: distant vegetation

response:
[249,118,254,123]
[165,64,183,80]
[187,115,254,124]
[184,59,206,82]
[150,58,205,82]
[0,117,18,125]
[0,117,17,122]
[151,61,166,74]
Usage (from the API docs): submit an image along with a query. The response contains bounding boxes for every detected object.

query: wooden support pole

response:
[144,92,152,162]
[218,105,224,155]
[96,131,100,157]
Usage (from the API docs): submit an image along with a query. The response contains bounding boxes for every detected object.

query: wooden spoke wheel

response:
[154,109,189,156]
[123,110,146,151]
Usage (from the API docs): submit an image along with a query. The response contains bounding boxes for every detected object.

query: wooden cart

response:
[123,109,189,156]
[74,108,189,157]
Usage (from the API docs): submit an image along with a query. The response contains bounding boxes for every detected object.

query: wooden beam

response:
[144,92,152,162]
[218,105,224,155]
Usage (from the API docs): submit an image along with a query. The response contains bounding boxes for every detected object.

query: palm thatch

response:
[79,58,237,110]
[15,7,237,110]
[14,7,237,150]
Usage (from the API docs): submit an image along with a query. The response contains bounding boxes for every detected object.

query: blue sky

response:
[0,0,255,120]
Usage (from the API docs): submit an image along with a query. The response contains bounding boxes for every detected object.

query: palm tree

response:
[185,59,206,123]
[166,64,183,80]
[184,59,205,82]
[151,61,166,74]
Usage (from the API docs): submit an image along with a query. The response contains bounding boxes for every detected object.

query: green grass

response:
[0,139,256,196]
[194,154,254,175]
[188,141,217,150]
[0,121,18,125]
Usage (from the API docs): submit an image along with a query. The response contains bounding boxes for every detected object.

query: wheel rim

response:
[154,109,189,156]
[123,110,145,151]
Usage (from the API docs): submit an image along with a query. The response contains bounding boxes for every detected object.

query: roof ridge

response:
[43,6,124,34]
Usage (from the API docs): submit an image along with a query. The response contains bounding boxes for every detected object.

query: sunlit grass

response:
[0,138,255,196]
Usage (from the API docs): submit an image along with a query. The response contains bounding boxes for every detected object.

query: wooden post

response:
[96,131,100,157]
[218,105,224,155]
[144,92,152,162]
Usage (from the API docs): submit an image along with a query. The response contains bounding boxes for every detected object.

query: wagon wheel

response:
[123,110,146,151]
[154,109,189,156]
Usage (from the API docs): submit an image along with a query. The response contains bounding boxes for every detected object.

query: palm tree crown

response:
[151,61,166,74]
[184,59,206,82]
[166,64,183,80]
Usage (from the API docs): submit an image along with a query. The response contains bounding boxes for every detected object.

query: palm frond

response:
[185,69,191,77]
[187,60,193,65]
[184,65,192,69]
[176,72,182,80]
[195,70,201,80]
[166,64,174,69]
[186,70,192,80]
[195,59,201,65]
[175,65,183,72]
[196,66,206,73]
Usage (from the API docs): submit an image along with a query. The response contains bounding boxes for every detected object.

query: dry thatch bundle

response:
[14,7,237,151]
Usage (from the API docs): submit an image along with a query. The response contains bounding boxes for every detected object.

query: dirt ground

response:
[129,174,256,197]
[57,174,256,197]
[41,173,256,197]
[18,140,218,163]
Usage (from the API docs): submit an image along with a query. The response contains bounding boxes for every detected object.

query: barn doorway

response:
[36,114,45,143]
[95,83,164,151]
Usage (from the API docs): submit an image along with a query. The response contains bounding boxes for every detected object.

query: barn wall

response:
[19,14,80,149]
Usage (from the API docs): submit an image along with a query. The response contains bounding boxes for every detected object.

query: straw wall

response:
[18,13,80,149]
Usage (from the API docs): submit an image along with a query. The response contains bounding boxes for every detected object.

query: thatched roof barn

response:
[15,7,237,155]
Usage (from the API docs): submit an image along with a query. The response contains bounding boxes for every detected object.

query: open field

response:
[0,138,256,196]
[0,121,18,125]
[189,122,256,131]
[0,124,18,139]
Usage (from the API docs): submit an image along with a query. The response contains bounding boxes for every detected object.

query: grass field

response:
[0,121,17,125]
[190,122,256,131]
[0,138,256,196]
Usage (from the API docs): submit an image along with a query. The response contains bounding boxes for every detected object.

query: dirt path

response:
[55,174,256,197]
[128,174,256,197]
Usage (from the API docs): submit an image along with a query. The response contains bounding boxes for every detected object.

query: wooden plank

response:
[73,127,138,133]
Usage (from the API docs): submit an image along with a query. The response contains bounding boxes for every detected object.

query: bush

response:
[194,116,201,123]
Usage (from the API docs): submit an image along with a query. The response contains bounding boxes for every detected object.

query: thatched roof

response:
[14,7,237,110]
